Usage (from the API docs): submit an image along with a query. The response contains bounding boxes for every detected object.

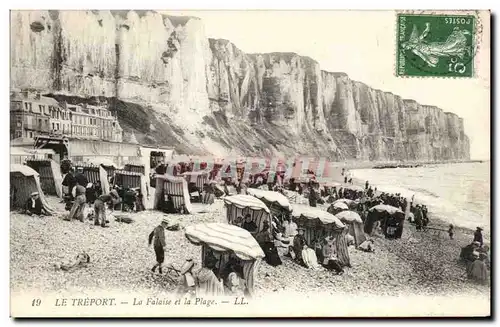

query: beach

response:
[10,192,490,302]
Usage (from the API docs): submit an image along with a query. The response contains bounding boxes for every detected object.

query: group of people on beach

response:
[459,227,489,284]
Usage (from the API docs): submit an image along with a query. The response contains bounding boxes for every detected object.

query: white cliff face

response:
[10,10,470,161]
[58,10,117,97]
[10,10,54,91]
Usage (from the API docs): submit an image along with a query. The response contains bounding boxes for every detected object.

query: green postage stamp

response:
[397,13,476,77]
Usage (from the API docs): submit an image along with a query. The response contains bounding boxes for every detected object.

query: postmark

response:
[396,13,476,78]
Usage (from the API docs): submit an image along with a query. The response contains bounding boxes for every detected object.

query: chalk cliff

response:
[10,10,470,160]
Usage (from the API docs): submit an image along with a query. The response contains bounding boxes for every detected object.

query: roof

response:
[10,164,38,177]
[335,210,363,224]
[185,223,265,261]
[369,204,404,215]
[291,204,345,229]
[246,188,292,211]
[223,194,270,213]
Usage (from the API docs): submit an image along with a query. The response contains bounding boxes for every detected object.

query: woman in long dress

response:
[336,228,351,268]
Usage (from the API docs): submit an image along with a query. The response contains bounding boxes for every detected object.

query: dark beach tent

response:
[335,210,367,246]
[327,201,349,215]
[365,204,405,239]
[10,164,55,215]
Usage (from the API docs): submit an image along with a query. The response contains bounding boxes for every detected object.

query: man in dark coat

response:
[74,167,89,189]
[474,227,484,247]
[308,184,318,207]
[62,169,77,200]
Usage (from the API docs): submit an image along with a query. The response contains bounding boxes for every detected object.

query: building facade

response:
[10,90,123,143]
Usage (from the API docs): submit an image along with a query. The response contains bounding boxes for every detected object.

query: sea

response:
[350,162,491,236]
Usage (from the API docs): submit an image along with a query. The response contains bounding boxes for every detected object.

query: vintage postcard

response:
[9,9,490,317]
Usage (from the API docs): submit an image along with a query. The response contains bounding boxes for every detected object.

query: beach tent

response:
[182,170,210,191]
[365,204,405,239]
[246,188,292,217]
[291,204,345,246]
[88,158,117,178]
[154,174,194,214]
[224,194,272,238]
[25,159,63,198]
[185,223,264,297]
[113,170,150,210]
[74,163,111,196]
[335,211,367,246]
[124,163,146,175]
[10,164,55,215]
[182,170,210,202]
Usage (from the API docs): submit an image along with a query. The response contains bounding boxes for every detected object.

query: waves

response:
[351,162,490,236]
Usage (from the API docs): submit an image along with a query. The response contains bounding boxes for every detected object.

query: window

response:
[56,123,60,130]
[52,123,55,130]
[38,119,42,127]
[24,102,28,110]
[16,131,22,138]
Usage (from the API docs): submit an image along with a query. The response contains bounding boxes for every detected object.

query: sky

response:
[167,10,490,160]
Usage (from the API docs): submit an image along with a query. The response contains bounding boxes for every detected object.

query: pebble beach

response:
[10,194,490,301]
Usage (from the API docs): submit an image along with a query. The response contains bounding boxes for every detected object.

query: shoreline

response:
[326,164,489,243]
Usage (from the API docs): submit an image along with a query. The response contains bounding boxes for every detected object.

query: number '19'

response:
[31,298,41,306]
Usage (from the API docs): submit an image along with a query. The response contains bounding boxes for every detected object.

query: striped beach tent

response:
[10,164,55,215]
[223,195,272,237]
[25,159,63,198]
[182,170,210,192]
[185,222,264,297]
[74,163,111,195]
[291,204,346,246]
[154,174,193,214]
[246,188,292,213]
[113,170,150,209]
[124,163,146,175]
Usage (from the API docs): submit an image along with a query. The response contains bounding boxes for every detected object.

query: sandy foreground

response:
[11,195,490,302]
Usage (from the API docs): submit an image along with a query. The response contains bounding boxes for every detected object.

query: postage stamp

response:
[396,14,476,77]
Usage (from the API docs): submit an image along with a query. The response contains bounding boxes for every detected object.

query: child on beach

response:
[448,224,454,240]
[148,219,169,274]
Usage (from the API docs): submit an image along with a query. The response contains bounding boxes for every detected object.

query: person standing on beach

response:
[448,224,454,240]
[308,183,318,207]
[474,227,484,246]
[365,181,369,190]
[148,219,169,274]
[65,182,87,222]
